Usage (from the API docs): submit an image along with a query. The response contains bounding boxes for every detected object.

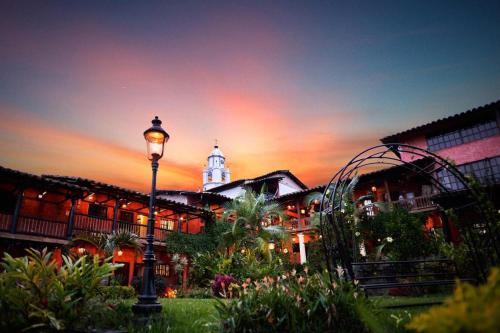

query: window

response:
[155,264,169,277]
[88,203,108,219]
[427,120,499,151]
[119,210,134,223]
[437,156,500,190]
[160,218,175,230]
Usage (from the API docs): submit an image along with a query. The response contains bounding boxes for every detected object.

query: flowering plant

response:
[216,271,369,332]
[211,274,238,298]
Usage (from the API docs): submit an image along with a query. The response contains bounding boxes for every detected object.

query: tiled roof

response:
[43,175,213,215]
[273,184,327,201]
[156,189,231,201]
[381,100,500,143]
[0,165,88,192]
[207,170,307,192]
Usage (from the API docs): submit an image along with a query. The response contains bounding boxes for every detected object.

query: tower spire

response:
[202,142,230,191]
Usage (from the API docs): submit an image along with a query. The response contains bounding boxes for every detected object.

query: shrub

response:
[358,208,435,260]
[212,274,238,298]
[0,248,122,332]
[407,267,500,333]
[216,271,369,332]
[99,285,136,300]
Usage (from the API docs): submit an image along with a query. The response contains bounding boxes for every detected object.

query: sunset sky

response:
[1,1,499,191]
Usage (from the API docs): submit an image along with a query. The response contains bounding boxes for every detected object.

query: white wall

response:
[278,175,304,195]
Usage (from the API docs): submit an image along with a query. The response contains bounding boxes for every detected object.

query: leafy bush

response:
[407,267,500,333]
[358,208,436,260]
[216,271,369,332]
[99,285,136,300]
[212,274,238,297]
[0,248,122,332]
[177,287,213,299]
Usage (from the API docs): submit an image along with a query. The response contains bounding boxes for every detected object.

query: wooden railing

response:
[393,195,437,212]
[16,216,67,239]
[118,222,172,242]
[0,213,12,231]
[117,221,147,238]
[74,214,113,233]
[1,213,183,243]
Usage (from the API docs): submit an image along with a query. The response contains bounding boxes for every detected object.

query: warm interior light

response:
[268,243,275,250]
[77,247,85,254]
[37,191,47,199]
[117,250,123,256]
[371,186,377,192]
[283,248,288,254]
[292,237,297,242]
[122,203,127,208]
[300,209,306,214]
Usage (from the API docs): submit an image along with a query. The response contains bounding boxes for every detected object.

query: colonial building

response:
[0,166,213,286]
[352,100,500,244]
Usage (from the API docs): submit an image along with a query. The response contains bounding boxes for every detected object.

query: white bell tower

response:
[203,142,231,191]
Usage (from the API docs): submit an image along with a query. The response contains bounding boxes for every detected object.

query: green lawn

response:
[132,298,220,333]
[129,295,449,333]
[368,294,450,332]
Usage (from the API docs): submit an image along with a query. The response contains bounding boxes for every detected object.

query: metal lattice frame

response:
[319,143,500,283]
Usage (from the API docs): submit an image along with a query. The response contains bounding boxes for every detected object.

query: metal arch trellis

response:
[319,143,500,283]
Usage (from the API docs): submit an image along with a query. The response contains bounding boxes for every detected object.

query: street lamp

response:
[132,116,169,316]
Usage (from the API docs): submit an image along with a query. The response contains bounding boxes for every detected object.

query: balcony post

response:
[112,198,120,232]
[66,197,76,239]
[10,188,24,234]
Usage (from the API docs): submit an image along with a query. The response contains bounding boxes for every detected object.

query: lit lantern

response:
[78,247,85,254]
[283,248,288,254]
[300,209,306,214]
[371,186,377,192]
[144,116,169,161]
[117,250,123,256]
[268,241,275,250]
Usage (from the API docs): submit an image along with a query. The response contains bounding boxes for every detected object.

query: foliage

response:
[357,208,437,260]
[0,248,122,332]
[221,187,289,262]
[131,275,168,296]
[171,253,189,273]
[71,230,143,256]
[165,221,231,258]
[98,285,136,299]
[190,250,292,287]
[177,287,213,299]
[407,267,500,333]
[216,271,369,333]
[304,239,327,273]
[211,274,238,297]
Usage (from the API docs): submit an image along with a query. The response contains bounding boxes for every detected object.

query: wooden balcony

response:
[0,213,176,243]
[362,195,438,216]
[392,195,438,212]
[74,214,113,234]
[0,213,12,231]
[16,216,67,239]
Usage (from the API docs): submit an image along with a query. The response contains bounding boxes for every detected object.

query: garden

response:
[1,187,499,332]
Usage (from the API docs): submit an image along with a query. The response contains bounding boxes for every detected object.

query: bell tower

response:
[203,142,231,191]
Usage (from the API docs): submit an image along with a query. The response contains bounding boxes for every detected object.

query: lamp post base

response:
[132,302,162,315]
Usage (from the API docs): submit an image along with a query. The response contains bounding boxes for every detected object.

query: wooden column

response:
[112,198,120,232]
[66,198,77,239]
[10,188,24,234]
[383,179,392,202]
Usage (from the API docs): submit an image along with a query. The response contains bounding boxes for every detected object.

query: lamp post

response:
[132,116,169,316]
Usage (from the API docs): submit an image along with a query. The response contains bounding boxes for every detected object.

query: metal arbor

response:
[319,143,499,283]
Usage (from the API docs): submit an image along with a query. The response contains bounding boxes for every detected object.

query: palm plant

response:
[221,187,288,262]
[71,230,143,257]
